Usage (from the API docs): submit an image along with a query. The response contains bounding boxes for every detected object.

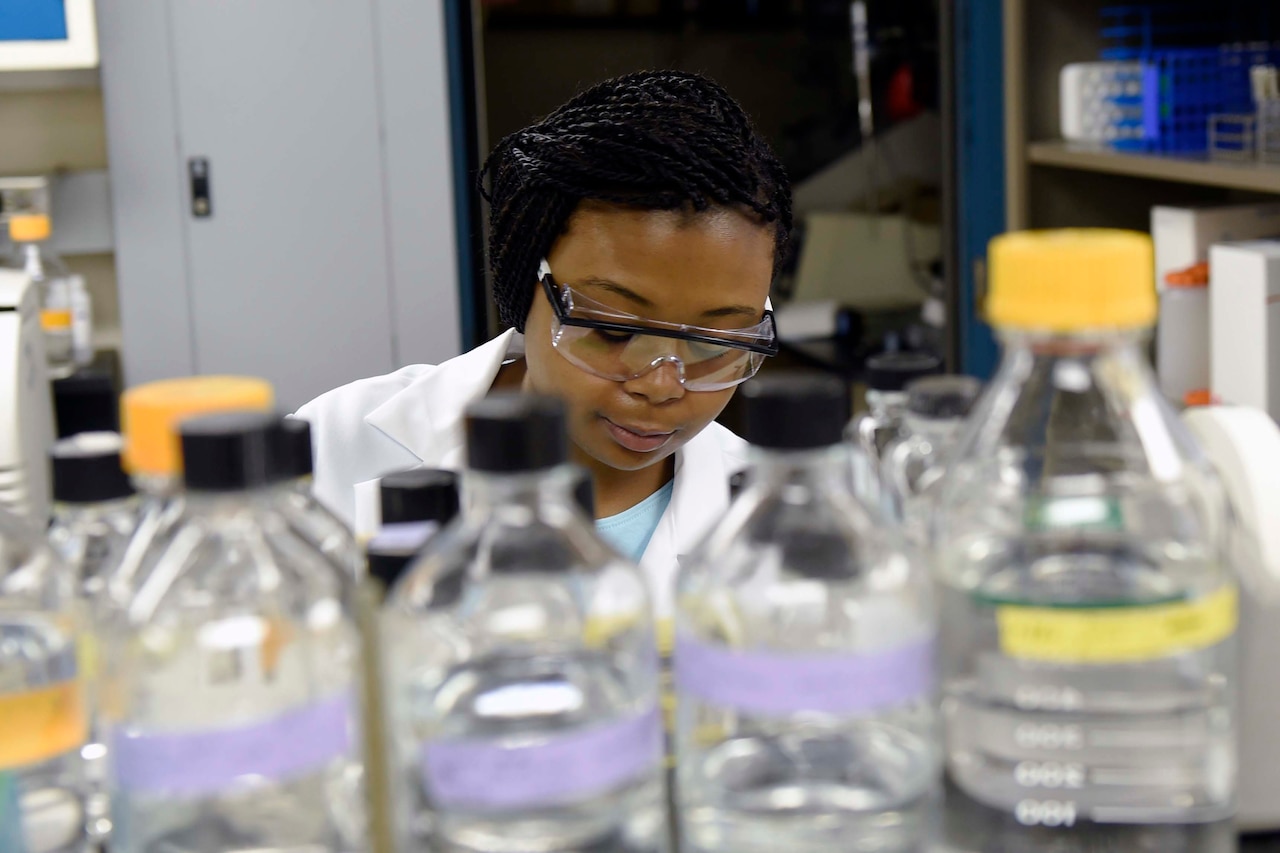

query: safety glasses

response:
[539,259,778,392]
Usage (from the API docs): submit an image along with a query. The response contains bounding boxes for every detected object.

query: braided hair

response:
[479,70,792,332]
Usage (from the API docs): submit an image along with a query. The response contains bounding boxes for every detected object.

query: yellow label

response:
[997,586,1237,664]
[40,308,71,331]
[0,680,87,770]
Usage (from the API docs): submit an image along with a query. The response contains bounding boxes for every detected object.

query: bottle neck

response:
[997,327,1150,359]
[461,465,582,522]
[749,444,852,494]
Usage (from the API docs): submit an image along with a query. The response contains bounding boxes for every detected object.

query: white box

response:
[1210,240,1280,419]
[1152,203,1280,291]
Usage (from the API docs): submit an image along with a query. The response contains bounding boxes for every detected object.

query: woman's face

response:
[522,202,775,475]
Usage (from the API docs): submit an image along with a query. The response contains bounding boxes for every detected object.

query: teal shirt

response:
[596,480,675,563]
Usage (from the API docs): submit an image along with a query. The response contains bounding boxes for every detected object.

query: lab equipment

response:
[384,394,666,853]
[1157,262,1210,406]
[1209,240,1280,421]
[1183,404,1280,830]
[0,266,55,523]
[67,276,91,369]
[675,373,938,853]
[934,230,1237,832]
[0,504,88,853]
[272,418,360,578]
[882,374,981,540]
[102,411,368,853]
[1059,61,1145,144]
[367,468,460,592]
[4,214,74,379]
[104,376,274,610]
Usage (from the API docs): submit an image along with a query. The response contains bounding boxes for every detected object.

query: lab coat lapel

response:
[363,329,518,467]
[641,425,737,619]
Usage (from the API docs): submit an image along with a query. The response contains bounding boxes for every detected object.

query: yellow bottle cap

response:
[122,376,275,477]
[986,229,1156,332]
[9,214,51,243]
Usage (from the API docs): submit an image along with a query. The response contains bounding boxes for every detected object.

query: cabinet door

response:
[169,0,396,409]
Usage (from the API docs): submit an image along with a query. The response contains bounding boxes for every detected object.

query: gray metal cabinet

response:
[98,0,462,409]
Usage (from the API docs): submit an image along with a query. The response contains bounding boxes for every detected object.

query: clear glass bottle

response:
[934,230,1238,837]
[5,214,74,379]
[0,505,89,853]
[675,374,939,853]
[368,468,461,596]
[384,394,666,853]
[881,375,982,534]
[47,430,139,843]
[848,352,941,516]
[101,412,368,853]
[104,377,275,612]
[273,418,361,578]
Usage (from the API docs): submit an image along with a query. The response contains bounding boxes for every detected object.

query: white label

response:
[1014,760,1086,790]
[1014,723,1084,751]
[1015,798,1078,828]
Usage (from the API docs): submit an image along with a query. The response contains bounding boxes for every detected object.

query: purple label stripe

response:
[422,706,662,811]
[110,692,355,797]
[675,633,935,717]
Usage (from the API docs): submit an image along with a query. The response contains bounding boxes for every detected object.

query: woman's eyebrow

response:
[580,278,758,321]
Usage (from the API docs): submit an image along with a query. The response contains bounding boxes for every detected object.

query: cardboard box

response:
[1152,203,1280,291]
[1210,240,1280,419]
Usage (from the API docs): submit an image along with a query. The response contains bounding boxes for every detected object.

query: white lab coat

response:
[295,329,748,617]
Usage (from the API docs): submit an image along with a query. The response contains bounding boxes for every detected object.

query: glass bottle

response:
[47,430,139,842]
[384,394,666,853]
[104,377,274,611]
[0,506,88,853]
[675,373,938,853]
[101,412,368,853]
[934,230,1237,841]
[881,374,982,534]
[4,214,74,379]
[272,418,360,578]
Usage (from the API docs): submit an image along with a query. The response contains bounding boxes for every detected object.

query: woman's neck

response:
[578,448,674,519]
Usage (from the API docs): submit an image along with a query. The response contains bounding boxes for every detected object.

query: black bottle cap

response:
[464,393,568,473]
[379,469,461,526]
[905,375,983,419]
[275,418,314,479]
[570,465,595,517]
[52,372,119,438]
[742,373,849,450]
[50,432,134,504]
[179,411,279,492]
[865,351,943,392]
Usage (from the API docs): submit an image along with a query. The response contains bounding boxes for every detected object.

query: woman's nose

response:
[623,356,687,404]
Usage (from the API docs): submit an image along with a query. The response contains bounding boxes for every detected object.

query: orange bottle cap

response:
[121,376,275,477]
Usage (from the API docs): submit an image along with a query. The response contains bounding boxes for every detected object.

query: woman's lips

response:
[602,417,677,453]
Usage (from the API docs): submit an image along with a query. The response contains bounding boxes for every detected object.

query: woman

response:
[298,70,791,613]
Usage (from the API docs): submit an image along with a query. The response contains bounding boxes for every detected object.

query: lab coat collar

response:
[364,329,520,466]
[639,421,743,618]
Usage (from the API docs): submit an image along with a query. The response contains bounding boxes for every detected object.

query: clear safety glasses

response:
[539,260,779,392]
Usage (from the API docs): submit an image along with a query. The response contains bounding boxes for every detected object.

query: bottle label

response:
[39,308,71,331]
[674,633,935,716]
[0,679,87,770]
[110,691,354,797]
[422,705,662,810]
[996,585,1237,664]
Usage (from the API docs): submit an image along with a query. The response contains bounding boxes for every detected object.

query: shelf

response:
[1027,142,1280,195]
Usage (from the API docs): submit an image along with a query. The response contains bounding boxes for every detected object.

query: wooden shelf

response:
[1027,141,1280,195]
